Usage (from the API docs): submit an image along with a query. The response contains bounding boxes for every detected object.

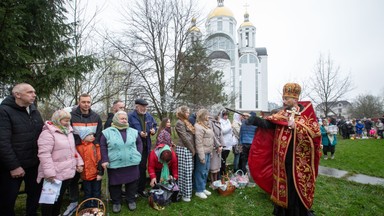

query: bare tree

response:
[308,53,353,117]
[108,0,201,119]
[349,94,384,119]
[41,0,136,118]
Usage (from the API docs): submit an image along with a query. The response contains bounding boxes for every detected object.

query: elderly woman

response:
[194,109,214,199]
[209,110,224,187]
[175,106,195,202]
[37,109,84,216]
[100,111,142,213]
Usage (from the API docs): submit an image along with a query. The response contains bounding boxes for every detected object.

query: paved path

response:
[318,166,384,186]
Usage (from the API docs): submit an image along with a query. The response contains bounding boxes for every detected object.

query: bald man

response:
[0,83,44,216]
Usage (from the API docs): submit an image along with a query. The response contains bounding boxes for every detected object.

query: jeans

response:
[83,179,102,207]
[194,153,211,193]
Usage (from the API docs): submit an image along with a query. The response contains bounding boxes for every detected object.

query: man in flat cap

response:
[247,83,321,215]
[128,98,157,197]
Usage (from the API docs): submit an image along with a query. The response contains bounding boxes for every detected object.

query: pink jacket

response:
[37,121,84,183]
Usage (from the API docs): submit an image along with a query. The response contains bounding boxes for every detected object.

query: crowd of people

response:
[10,82,382,215]
[336,117,384,140]
[0,83,265,216]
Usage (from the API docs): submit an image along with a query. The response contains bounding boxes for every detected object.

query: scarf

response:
[177,112,195,134]
[155,145,171,183]
[53,123,70,135]
[111,111,129,130]
[51,109,71,135]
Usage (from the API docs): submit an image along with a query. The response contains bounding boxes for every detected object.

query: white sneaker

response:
[63,202,78,216]
[182,197,191,202]
[195,192,207,199]
[203,190,212,196]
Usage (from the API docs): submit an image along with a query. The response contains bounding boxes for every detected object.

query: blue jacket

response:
[128,110,157,154]
[240,120,257,145]
[102,127,141,168]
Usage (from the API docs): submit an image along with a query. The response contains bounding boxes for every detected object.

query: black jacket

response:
[0,96,43,171]
[104,112,114,129]
[70,106,103,145]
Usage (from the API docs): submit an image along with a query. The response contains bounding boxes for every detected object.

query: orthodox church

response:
[189,0,268,112]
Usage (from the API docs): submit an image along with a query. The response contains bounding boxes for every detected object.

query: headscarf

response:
[155,145,172,183]
[111,111,129,130]
[51,109,71,135]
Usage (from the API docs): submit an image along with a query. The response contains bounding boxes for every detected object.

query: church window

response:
[229,22,233,34]
[240,55,247,64]
[249,55,257,63]
[218,20,223,31]
[245,32,249,47]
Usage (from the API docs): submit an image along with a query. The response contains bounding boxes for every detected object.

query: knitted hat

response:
[282,83,301,99]
[79,127,93,140]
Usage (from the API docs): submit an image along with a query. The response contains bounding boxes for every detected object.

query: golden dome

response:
[208,6,234,19]
[240,12,254,27]
[240,21,254,27]
[189,26,201,32]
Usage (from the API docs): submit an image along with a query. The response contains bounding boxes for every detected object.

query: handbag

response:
[232,135,242,154]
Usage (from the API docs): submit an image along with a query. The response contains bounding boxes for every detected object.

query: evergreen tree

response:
[0,0,96,99]
[175,42,227,110]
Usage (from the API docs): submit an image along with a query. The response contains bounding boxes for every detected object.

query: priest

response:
[247,83,321,215]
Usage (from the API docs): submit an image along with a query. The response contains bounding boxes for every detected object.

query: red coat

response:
[148,144,178,180]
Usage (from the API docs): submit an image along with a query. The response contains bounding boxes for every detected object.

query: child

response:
[369,128,377,139]
[76,127,104,207]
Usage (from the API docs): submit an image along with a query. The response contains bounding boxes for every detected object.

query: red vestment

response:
[248,101,321,209]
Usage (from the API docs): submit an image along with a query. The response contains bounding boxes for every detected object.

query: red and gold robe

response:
[248,101,321,209]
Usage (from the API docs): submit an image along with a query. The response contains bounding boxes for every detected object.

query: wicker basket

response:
[76,198,105,216]
[217,175,236,196]
[233,170,249,189]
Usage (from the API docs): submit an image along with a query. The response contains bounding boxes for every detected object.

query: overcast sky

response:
[88,0,384,104]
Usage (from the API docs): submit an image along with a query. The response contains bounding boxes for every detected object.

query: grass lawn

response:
[15,137,384,215]
[320,137,384,178]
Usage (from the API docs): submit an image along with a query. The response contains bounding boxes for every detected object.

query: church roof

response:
[208,0,234,19]
[189,26,201,32]
[256,47,268,56]
[240,12,254,28]
[240,21,254,27]
[208,50,230,60]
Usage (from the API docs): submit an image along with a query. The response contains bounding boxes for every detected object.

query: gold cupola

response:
[240,12,254,27]
[207,0,234,19]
